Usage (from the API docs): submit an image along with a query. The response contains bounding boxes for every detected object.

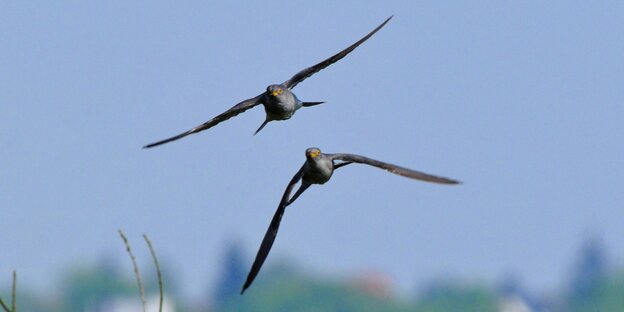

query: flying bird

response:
[144,16,393,148]
[241,147,460,293]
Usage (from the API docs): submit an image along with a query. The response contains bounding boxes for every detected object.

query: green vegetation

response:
[222,267,413,312]
[565,272,624,312]
[415,282,498,312]
[3,237,624,311]
[4,263,624,311]
[60,263,139,311]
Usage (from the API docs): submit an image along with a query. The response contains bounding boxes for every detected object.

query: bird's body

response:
[302,151,334,184]
[240,147,460,294]
[262,84,302,121]
[143,16,393,148]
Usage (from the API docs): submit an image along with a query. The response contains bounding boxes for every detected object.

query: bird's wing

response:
[241,165,306,294]
[282,16,392,89]
[143,94,263,148]
[329,153,460,184]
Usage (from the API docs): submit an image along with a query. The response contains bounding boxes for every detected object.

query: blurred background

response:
[1,1,623,311]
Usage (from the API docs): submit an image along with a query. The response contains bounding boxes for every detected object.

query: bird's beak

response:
[271,89,283,97]
[310,150,320,158]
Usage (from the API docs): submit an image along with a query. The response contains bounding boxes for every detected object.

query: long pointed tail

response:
[254,119,270,135]
[302,101,325,107]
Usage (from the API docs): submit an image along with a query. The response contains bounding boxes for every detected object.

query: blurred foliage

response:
[568,237,607,300]
[216,261,497,312]
[220,265,413,312]
[564,271,624,312]
[558,237,624,312]
[59,260,138,311]
[58,257,168,311]
[213,241,247,309]
[4,237,624,311]
[416,280,498,312]
[0,287,52,312]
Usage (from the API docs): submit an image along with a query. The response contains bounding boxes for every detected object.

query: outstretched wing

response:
[282,16,393,89]
[143,94,263,148]
[329,153,460,184]
[241,165,306,294]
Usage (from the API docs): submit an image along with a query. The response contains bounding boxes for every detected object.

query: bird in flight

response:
[144,16,393,148]
[241,147,460,293]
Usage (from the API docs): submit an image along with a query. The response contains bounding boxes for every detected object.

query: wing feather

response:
[143,94,263,148]
[241,165,306,294]
[330,153,460,184]
[283,16,392,89]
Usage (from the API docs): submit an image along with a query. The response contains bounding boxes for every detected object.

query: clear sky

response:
[2,1,623,299]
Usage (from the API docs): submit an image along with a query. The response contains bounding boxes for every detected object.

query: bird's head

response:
[305,147,322,160]
[267,84,285,97]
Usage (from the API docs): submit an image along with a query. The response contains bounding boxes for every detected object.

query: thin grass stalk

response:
[0,295,9,312]
[119,230,147,312]
[10,271,15,312]
[143,234,163,312]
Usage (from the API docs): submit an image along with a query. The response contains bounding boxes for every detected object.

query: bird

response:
[143,16,393,148]
[240,147,460,294]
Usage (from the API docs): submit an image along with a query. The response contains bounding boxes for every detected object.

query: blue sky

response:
[2,1,623,298]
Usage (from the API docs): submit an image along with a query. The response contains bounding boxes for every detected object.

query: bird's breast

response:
[303,159,334,185]
[263,92,298,120]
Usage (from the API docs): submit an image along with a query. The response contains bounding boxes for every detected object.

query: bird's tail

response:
[302,101,325,107]
[254,119,270,135]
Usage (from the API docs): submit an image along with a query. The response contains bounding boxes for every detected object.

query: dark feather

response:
[253,119,270,135]
[282,16,392,89]
[329,153,460,184]
[301,101,325,107]
[241,165,307,294]
[143,94,263,148]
